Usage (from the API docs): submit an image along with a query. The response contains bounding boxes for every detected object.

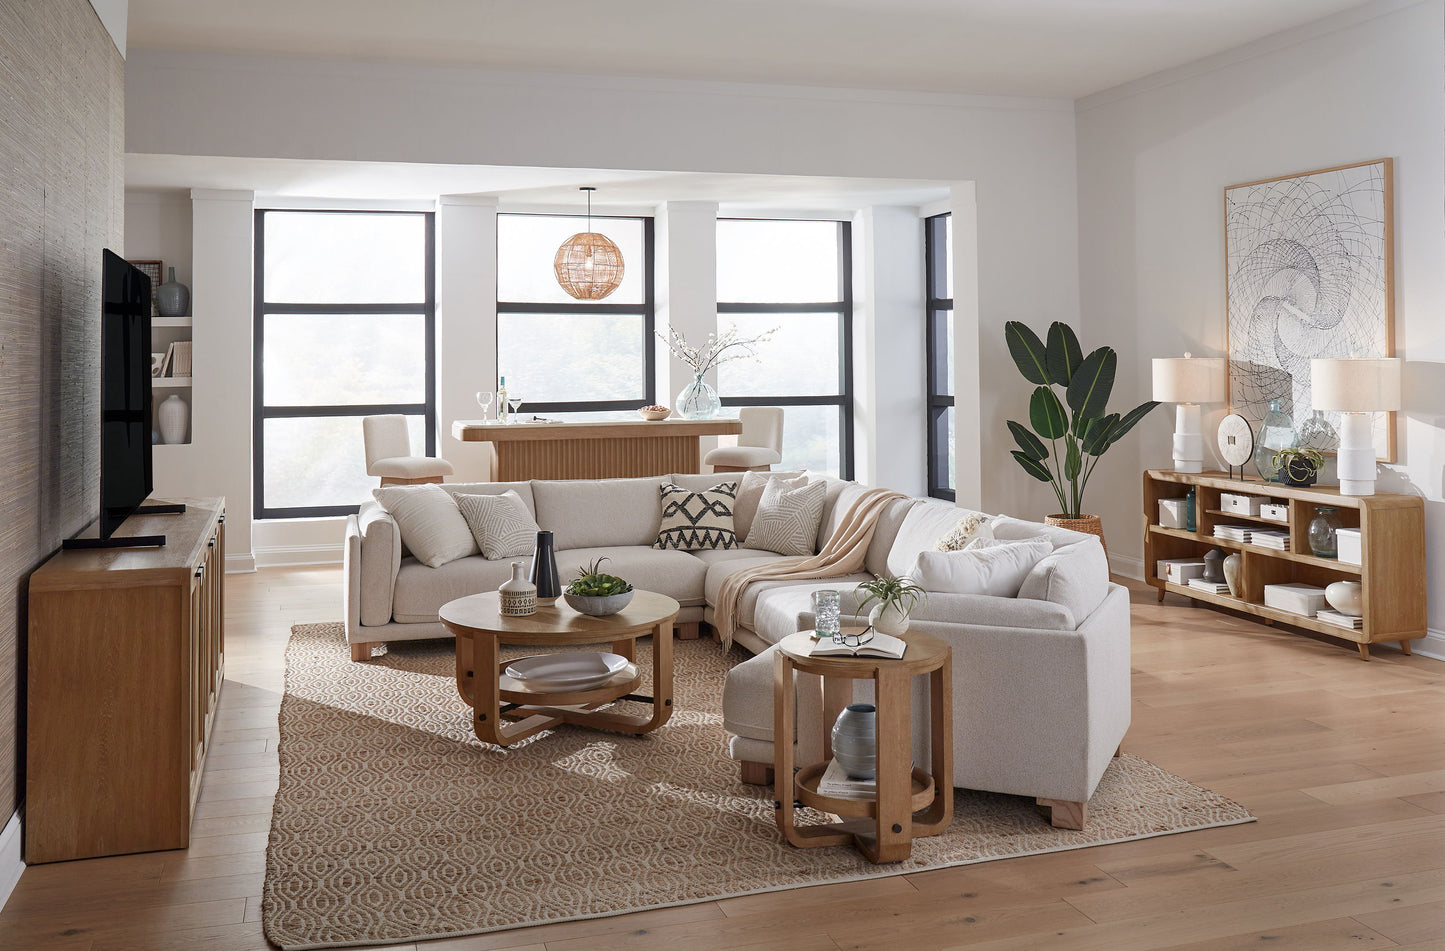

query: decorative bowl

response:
[637,405,671,420]
[563,590,635,617]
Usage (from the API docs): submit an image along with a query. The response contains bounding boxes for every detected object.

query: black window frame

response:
[252,208,438,520]
[717,218,854,480]
[494,212,656,415]
[925,213,955,501]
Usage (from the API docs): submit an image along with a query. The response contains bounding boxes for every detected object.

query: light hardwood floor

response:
[2,566,1442,951]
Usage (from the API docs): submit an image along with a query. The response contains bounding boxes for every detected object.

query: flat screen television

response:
[97,249,154,539]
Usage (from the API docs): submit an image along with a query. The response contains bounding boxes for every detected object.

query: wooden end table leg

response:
[914,663,953,834]
[869,667,914,863]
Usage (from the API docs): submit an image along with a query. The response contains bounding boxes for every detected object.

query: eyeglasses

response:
[832,627,874,649]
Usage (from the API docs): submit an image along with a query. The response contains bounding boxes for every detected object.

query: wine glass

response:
[475,390,494,421]
[507,395,523,423]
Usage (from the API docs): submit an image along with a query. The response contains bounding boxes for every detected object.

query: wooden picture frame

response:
[1224,159,1395,462]
[127,259,162,317]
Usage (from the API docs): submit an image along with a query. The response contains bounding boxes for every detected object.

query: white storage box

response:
[1220,492,1264,516]
[1157,559,1206,585]
[1260,502,1289,522]
[1264,583,1328,616]
[1336,527,1362,565]
[1159,498,1188,529]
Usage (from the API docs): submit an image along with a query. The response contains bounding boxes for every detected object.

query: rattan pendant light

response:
[554,186,625,300]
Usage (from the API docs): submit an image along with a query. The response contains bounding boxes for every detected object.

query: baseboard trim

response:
[253,543,343,569]
[1410,629,1445,663]
[1108,553,1144,582]
[0,809,23,913]
[226,552,257,573]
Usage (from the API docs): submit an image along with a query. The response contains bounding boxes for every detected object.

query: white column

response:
[189,188,255,569]
[853,206,926,494]
[951,183,983,508]
[437,195,498,482]
[655,202,720,457]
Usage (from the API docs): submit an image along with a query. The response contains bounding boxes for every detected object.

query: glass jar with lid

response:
[1308,506,1343,559]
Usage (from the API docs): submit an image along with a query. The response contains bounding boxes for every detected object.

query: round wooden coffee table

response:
[439,590,680,747]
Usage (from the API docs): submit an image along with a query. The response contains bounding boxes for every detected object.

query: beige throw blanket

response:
[713,487,907,649]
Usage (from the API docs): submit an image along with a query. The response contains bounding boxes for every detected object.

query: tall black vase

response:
[529,530,561,602]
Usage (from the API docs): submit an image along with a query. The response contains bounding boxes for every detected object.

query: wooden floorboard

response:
[1,567,1441,950]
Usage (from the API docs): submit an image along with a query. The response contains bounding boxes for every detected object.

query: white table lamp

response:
[1152,353,1226,473]
[1311,357,1401,496]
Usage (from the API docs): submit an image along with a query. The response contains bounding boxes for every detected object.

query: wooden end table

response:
[440,590,680,747]
[773,629,953,863]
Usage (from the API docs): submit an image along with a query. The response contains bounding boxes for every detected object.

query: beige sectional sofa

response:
[343,472,1131,829]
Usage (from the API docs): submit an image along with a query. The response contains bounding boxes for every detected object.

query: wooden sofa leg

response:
[1115,744,1123,757]
[740,761,774,786]
[1038,798,1087,831]
[676,621,700,640]
[351,641,375,662]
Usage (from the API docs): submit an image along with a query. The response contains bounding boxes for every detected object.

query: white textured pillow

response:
[371,484,477,568]
[734,470,806,541]
[455,490,539,560]
[744,477,826,556]
[906,537,1053,598]
[935,512,994,551]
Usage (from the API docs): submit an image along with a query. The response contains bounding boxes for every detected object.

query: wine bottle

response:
[497,375,508,423]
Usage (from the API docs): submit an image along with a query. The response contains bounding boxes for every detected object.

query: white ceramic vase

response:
[157,393,189,444]
[868,601,909,636]
[498,562,537,617]
[1324,580,1363,617]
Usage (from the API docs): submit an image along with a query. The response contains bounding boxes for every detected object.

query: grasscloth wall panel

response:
[0,0,123,821]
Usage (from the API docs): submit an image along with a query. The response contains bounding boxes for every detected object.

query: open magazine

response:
[807,630,907,659]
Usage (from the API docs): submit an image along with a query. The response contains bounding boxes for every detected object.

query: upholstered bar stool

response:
[704,406,783,473]
[363,415,454,486]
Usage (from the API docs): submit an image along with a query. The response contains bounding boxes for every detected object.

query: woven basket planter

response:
[1045,514,1107,557]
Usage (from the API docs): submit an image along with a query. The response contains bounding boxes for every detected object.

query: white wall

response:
[1076,0,1445,648]
[125,49,1082,521]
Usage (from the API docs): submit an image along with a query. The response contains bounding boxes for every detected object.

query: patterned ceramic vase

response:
[529,530,561,602]
[831,704,877,780]
[498,562,537,617]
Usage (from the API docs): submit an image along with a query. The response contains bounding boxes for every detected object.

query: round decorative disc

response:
[1217,413,1255,467]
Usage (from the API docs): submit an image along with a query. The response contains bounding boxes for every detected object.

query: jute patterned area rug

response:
[264,622,1253,950]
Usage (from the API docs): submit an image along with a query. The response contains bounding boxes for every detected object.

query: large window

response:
[495,214,655,415]
[925,213,954,500]
[716,219,853,478]
[254,210,436,518]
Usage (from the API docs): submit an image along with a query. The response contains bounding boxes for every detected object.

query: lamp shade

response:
[1152,355,1226,403]
[1311,358,1401,412]
[554,232,624,300]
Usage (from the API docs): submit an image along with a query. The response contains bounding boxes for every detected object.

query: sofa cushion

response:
[751,579,871,645]
[392,555,518,622]
[745,477,826,556]
[989,515,1096,550]
[702,552,798,606]
[734,470,806,542]
[440,481,538,517]
[1017,537,1110,622]
[531,478,663,550]
[906,537,1052,598]
[863,497,919,579]
[372,484,477,568]
[655,481,739,551]
[817,481,868,552]
[556,546,708,608]
[886,501,988,579]
[455,490,539,560]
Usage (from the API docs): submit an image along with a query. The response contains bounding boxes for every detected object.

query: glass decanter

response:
[1308,506,1343,558]
[1253,399,1296,482]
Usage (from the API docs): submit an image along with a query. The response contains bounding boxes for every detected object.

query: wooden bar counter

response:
[452,417,742,480]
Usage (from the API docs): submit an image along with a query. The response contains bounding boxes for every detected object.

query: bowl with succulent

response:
[637,404,671,420]
[563,557,636,616]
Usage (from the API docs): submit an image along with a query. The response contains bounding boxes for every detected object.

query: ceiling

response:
[127,0,1378,99]
[125,155,953,208]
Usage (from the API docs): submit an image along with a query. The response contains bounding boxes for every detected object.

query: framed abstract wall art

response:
[1224,158,1395,462]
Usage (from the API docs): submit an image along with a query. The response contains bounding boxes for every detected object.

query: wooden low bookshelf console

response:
[1143,471,1425,661]
[26,498,226,863]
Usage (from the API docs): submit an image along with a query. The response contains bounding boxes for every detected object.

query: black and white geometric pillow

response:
[654,482,739,551]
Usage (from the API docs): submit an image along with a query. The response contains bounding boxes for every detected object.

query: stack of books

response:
[1251,530,1291,550]
[816,759,878,801]
[1213,525,1252,543]
[1316,609,1364,630]
[1188,578,1232,596]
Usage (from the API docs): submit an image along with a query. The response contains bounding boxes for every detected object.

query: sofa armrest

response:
[344,515,363,638]
[905,592,1076,630]
[352,501,402,627]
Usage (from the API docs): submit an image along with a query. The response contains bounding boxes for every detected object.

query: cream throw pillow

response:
[371,484,477,568]
[744,477,826,556]
[734,470,806,542]
[655,482,739,550]
[906,537,1052,598]
[455,490,538,560]
[935,511,994,551]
